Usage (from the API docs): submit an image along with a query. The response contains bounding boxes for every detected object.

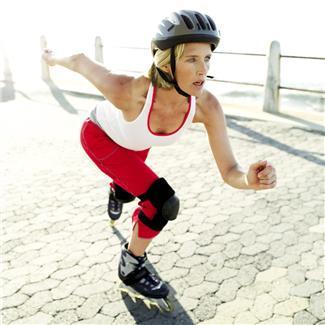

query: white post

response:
[40,35,50,80]
[263,40,281,113]
[95,36,104,63]
[0,52,15,101]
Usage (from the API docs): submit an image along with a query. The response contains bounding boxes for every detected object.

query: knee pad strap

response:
[138,178,175,208]
[138,210,168,232]
[138,178,179,231]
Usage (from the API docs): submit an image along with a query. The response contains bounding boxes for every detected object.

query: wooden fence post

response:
[95,36,104,63]
[263,40,281,113]
[40,35,50,81]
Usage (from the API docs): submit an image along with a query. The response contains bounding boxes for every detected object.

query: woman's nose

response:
[197,62,208,76]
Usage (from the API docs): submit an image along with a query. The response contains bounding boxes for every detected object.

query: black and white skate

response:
[118,242,173,312]
[108,188,123,226]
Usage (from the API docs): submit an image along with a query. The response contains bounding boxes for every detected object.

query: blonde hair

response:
[147,43,185,89]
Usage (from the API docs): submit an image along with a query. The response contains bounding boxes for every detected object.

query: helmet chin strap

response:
[156,46,191,99]
[170,47,191,99]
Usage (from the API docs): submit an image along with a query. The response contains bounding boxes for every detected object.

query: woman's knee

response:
[137,178,180,234]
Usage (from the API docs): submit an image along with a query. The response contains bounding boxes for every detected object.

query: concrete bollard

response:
[263,40,281,113]
[95,36,104,63]
[40,35,50,81]
[0,51,15,102]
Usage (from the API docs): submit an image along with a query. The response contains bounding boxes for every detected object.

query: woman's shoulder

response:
[130,75,151,97]
[127,75,152,107]
[196,89,221,108]
[193,89,222,123]
[111,75,151,111]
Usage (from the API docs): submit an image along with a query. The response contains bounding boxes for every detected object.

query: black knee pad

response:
[113,183,135,203]
[138,178,180,231]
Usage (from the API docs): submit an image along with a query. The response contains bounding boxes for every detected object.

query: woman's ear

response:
[162,65,171,73]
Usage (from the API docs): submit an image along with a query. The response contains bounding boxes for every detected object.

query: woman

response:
[42,10,276,311]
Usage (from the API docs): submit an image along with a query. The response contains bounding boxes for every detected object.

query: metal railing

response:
[279,54,325,95]
[110,46,325,97]
[213,51,325,96]
[39,36,324,113]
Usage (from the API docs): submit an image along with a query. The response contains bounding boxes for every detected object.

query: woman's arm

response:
[198,91,276,190]
[198,92,248,189]
[42,49,133,107]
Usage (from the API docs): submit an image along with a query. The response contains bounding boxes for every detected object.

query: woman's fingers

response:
[258,165,276,179]
[42,49,56,66]
[257,179,277,189]
[259,175,277,185]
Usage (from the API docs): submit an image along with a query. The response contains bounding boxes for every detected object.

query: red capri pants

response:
[80,118,160,239]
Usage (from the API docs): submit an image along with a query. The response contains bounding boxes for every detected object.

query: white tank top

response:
[92,82,196,151]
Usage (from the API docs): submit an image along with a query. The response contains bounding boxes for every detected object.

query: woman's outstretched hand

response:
[246,160,277,190]
[41,49,83,72]
[42,48,56,66]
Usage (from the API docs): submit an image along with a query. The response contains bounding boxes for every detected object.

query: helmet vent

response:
[195,13,207,30]
[181,14,194,29]
[167,24,175,32]
[206,15,216,31]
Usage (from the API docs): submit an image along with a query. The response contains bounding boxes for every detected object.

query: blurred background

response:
[0,0,324,117]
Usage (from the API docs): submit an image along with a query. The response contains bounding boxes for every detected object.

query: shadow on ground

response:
[44,79,78,114]
[227,118,325,166]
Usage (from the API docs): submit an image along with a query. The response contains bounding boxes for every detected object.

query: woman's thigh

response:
[80,119,157,197]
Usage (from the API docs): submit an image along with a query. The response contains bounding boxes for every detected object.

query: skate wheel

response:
[118,283,173,312]
[158,298,174,313]
[119,285,138,304]
[145,297,174,313]
[109,220,116,227]
[143,299,153,309]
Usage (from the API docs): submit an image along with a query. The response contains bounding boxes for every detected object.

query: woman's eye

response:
[187,57,210,63]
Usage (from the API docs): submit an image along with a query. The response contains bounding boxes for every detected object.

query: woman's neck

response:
[154,86,189,108]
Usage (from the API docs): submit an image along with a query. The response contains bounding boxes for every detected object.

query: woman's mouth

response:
[193,81,204,89]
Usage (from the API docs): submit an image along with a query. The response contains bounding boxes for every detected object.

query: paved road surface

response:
[1,90,324,324]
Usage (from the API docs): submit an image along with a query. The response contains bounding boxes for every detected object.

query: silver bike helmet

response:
[152,10,220,52]
[151,10,220,97]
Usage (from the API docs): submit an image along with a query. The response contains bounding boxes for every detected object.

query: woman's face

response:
[174,42,212,97]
